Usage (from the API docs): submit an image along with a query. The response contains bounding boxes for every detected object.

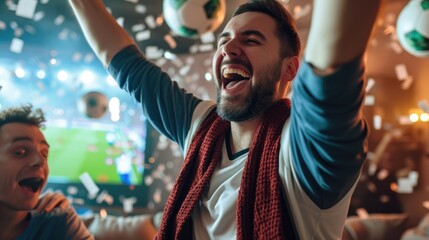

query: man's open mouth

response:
[18,177,44,193]
[222,68,251,89]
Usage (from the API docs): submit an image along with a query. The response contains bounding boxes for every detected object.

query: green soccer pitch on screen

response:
[43,125,145,186]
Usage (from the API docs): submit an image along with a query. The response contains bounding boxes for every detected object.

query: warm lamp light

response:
[420,113,429,122]
[409,113,419,123]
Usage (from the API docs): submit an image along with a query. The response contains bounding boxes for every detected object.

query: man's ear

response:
[277,56,299,99]
[281,56,299,82]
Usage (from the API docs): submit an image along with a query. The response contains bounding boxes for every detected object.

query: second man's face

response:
[0,123,49,211]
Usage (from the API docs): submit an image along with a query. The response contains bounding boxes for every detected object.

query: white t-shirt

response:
[185,101,358,240]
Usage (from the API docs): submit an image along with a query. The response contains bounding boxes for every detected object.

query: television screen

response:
[44,124,145,186]
[42,120,150,212]
[0,56,151,211]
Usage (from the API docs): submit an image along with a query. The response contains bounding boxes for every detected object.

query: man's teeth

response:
[223,68,250,78]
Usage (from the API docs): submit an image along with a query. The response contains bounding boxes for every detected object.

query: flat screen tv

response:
[0,58,150,212]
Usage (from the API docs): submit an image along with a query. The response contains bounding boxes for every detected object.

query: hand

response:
[36,191,71,212]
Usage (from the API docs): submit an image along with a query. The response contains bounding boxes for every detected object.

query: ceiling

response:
[0,0,428,114]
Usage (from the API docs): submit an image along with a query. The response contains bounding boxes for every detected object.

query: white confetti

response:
[58,29,69,40]
[135,4,146,14]
[145,15,156,29]
[364,95,375,106]
[79,172,100,196]
[6,0,17,11]
[33,11,45,22]
[145,46,163,59]
[9,21,18,30]
[397,178,414,193]
[365,78,375,93]
[10,38,24,53]
[24,25,35,34]
[16,0,37,19]
[179,65,191,76]
[54,15,65,25]
[121,196,137,213]
[155,57,167,66]
[0,21,6,30]
[135,30,151,41]
[84,53,95,63]
[71,198,85,205]
[189,45,198,54]
[67,186,78,195]
[199,44,214,52]
[116,17,124,27]
[373,115,382,130]
[96,190,108,204]
[408,171,419,186]
[131,23,145,32]
[395,64,408,81]
[164,51,177,60]
[200,32,216,44]
[144,176,153,185]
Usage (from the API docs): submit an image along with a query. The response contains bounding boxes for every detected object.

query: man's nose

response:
[222,39,241,57]
[30,153,47,169]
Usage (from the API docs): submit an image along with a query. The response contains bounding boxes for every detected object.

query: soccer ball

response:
[77,91,108,119]
[396,0,429,57]
[163,0,226,38]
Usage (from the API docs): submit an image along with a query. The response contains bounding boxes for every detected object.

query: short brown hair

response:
[232,0,301,58]
[0,104,46,129]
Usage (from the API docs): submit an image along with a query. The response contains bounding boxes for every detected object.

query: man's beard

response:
[216,62,281,122]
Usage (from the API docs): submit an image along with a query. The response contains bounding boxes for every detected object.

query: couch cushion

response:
[342,214,408,240]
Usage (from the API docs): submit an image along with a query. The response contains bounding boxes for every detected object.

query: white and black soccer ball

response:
[396,0,429,57]
[77,91,108,119]
[163,0,226,38]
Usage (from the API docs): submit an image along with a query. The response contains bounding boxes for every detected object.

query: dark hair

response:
[0,104,46,129]
[233,0,301,58]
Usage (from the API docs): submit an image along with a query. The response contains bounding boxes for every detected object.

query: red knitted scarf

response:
[156,99,296,240]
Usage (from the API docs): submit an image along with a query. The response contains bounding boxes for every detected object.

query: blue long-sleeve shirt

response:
[108,45,368,239]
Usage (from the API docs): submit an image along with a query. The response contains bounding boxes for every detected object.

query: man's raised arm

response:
[69,0,136,67]
[305,0,383,73]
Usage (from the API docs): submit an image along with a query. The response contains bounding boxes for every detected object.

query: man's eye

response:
[14,148,27,156]
[246,39,260,44]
